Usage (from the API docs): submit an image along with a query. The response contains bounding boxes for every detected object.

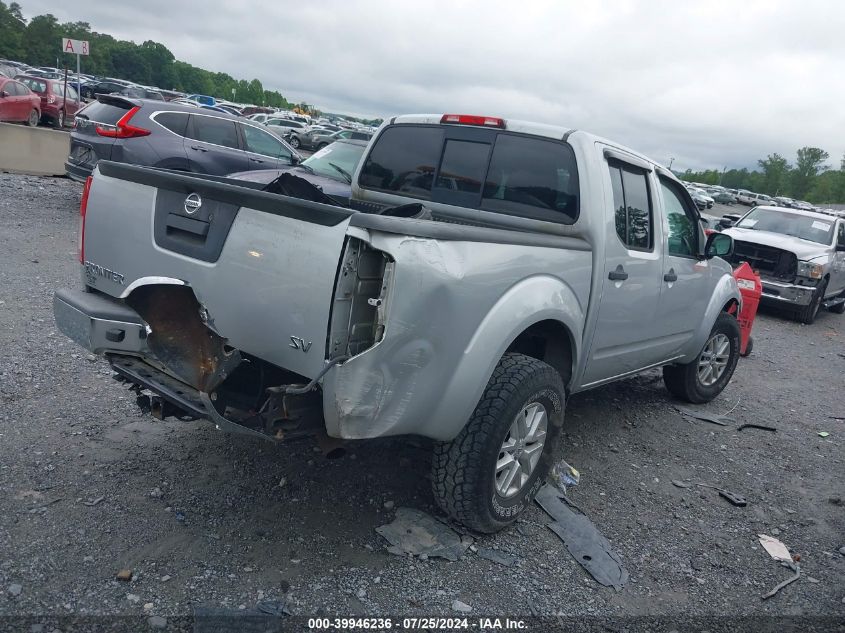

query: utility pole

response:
[668,157,675,170]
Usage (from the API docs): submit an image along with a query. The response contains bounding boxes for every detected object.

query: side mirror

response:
[0,90,8,98]
[289,154,301,165]
[836,242,845,252]
[706,232,734,259]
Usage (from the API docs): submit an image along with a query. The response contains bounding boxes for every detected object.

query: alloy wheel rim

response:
[697,333,731,386]
[494,402,548,499]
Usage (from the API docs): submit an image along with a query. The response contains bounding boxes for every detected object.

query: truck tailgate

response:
[83,161,355,379]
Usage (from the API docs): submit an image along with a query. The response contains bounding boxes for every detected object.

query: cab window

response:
[608,162,653,251]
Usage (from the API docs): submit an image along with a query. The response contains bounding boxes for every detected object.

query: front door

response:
[240,123,286,171]
[829,221,845,296]
[581,152,665,386]
[653,175,712,357]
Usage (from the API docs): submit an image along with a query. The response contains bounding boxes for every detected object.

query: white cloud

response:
[22,0,845,171]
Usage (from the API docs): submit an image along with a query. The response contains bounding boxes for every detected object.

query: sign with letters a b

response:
[62,38,89,55]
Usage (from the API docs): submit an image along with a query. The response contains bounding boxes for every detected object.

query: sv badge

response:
[289,336,312,353]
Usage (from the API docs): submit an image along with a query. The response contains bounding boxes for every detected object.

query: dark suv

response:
[66,96,300,181]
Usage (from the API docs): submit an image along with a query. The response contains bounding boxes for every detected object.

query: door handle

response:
[190,145,208,152]
[249,157,264,163]
[664,269,678,283]
[608,265,628,281]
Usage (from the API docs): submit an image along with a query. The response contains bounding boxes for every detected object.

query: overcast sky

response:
[22,0,845,171]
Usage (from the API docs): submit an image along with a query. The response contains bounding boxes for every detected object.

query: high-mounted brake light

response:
[440,114,506,128]
[95,106,150,138]
[79,175,92,263]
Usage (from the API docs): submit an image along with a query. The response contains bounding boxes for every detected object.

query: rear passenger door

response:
[184,114,247,175]
[654,176,711,357]
[581,151,665,386]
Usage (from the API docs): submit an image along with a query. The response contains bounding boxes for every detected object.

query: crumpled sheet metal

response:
[535,483,629,591]
[375,507,469,561]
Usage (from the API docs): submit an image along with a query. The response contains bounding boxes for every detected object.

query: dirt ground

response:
[1,174,843,630]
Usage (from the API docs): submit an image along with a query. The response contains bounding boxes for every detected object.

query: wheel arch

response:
[505,319,576,391]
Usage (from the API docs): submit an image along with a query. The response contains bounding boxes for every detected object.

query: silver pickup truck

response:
[54,113,742,532]
[723,205,845,324]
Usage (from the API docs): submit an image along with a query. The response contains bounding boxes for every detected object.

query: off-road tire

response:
[796,278,828,324]
[431,353,565,533]
[663,312,741,404]
[26,109,39,127]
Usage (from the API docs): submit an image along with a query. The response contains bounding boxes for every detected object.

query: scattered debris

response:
[829,496,842,506]
[671,480,692,489]
[817,432,830,438]
[7,584,22,597]
[375,507,469,561]
[160,575,172,583]
[535,484,628,591]
[257,600,292,616]
[758,534,792,563]
[550,459,581,492]
[675,406,733,426]
[451,599,472,613]
[149,487,163,498]
[838,546,845,556]
[762,561,801,600]
[698,484,747,507]
[83,496,105,506]
[737,423,777,433]
[148,616,167,629]
[126,593,141,603]
[476,547,517,568]
[116,569,133,582]
[383,500,395,510]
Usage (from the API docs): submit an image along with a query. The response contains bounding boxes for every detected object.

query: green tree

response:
[757,153,790,196]
[791,147,829,199]
[0,1,26,59]
[22,13,60,66]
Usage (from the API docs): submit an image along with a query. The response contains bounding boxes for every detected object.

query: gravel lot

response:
[1,174,843,629]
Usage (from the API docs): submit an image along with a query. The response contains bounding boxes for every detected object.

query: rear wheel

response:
[54,109,65,128]
[26,109,39,127]
[289,136,300,149]
[432,353,565,533]
[663,313,740,404]
[796,279,827,324]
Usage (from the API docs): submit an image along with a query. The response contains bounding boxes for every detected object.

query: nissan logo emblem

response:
[184,193,202,215]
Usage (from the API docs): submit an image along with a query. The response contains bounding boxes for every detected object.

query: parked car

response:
[707,190,737,205]
[119,85,165,101]
[80,80,130,101]
[17,75,81,128]
[264,118,307,133]
[723,206,845,323]
[0,77,40,126]
[736,191,774,206]
[228,138,368,202]
[65,96,300,181]
[687,187,714,209]
[55,111,742,533]
[792,200,815,211]
[773,196,795,208]
[688,189,710,211]
[285,126,340,150]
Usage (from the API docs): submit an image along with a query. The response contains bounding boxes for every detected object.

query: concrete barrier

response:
[0,122,69,177]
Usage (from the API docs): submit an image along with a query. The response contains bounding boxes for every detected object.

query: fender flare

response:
[684,271,742,361]
[422,274,585,440]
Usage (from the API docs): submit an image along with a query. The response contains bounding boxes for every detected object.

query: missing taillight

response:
[95,106,150,138]
[78,175,93,263]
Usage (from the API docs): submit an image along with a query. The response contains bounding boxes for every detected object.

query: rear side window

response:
[359,126,444,200]
[154,112,189,137]
[187,115,239,149]
[482,134,579,223]
[242,124,290,158]
[78,101,130,125]
[608,162,653,251]
[22,78,47,92]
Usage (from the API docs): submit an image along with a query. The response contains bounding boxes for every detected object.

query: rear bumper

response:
[759,279,815,306]
[53,288,149,354]
[64,160,93,182]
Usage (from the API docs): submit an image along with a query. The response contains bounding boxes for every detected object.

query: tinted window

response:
[188,115,239,149]
[10,81,27,96]
[22,78,47,92]
[154,112,189,137]
[660,178,698,257]
[351,132,370,140]
[359,125,443,200]
[609,163,653,251]
[482,134,579,223]
[78,101,130,125]
[436,140,489,194]
[242,124,289,158]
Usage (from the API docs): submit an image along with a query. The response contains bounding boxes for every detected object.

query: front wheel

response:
[26,109,39,127]
[432,353,565,533]
[796,279,827,324]
[289,136,300,149]
[663,312,740,404]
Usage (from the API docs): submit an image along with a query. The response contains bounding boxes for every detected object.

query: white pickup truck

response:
[54,113,742,532]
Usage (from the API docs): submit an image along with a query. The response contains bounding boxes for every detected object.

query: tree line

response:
[0,1,294,108]
[680,147,845,205]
